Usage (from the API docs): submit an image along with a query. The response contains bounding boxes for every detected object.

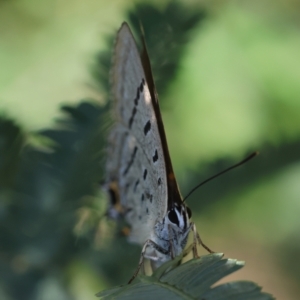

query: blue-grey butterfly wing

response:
[106,23,168,245]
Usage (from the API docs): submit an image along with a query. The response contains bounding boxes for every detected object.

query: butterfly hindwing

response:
[106,23,168,244]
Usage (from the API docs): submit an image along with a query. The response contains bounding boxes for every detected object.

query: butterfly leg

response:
[191,222,214,257]
[128,239,168,284]
[191,222,200,258]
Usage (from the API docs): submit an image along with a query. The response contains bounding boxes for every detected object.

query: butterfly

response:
[104,22,213,283]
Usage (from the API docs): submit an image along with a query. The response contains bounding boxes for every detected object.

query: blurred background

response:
[0,0,300,299]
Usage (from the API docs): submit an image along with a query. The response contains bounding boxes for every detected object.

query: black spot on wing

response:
[130,78,146,127]
[140,79,145,92]
[157,178,162,186]
[141,193,144,201]
[123,146,138,176]
[152,149,158,163]
[145,192,153,203]
[133,78,145,108]
[128,107,137,129]
[133,179,140,192]
[143,169,148,180]
[146,208,149,214]
[134,87,140,106]
[144,120,151,135]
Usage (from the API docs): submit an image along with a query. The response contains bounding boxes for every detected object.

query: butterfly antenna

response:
[183,151,259,203]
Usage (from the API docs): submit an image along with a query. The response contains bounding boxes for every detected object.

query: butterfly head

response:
[167,203,192,231]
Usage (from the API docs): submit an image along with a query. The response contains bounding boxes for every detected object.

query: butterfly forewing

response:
[106,23,168,244]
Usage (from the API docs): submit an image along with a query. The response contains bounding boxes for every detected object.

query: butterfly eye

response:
[186,206,192,219]
[168,209,179,226]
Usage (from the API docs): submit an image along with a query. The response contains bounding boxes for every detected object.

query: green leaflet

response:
[96,253,274,300]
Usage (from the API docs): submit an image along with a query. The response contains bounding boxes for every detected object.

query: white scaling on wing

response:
[106,23,167,245]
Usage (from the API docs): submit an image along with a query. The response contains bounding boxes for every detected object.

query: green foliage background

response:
[0,1,300,299]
